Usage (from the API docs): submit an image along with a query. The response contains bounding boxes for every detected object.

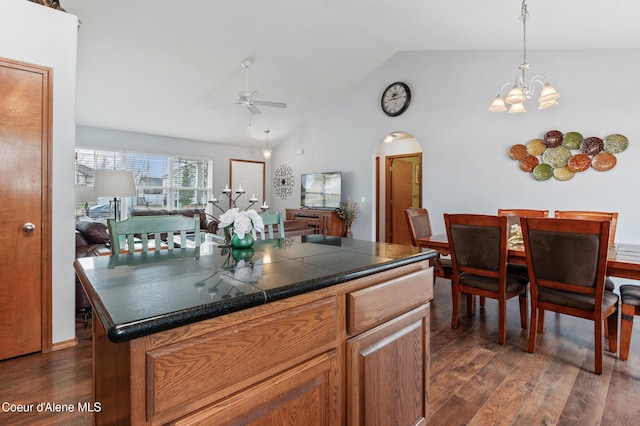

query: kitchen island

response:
[74,235,436,425]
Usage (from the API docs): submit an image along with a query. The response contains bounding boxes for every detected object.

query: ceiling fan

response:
[229,59,287,115]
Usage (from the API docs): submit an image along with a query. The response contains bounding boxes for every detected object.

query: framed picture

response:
[229,159,265,210]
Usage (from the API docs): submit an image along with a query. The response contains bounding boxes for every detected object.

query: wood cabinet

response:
[286,208,345,237]
[91,261,433,425]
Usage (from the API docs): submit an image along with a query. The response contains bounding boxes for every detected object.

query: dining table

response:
[417,234,640,281]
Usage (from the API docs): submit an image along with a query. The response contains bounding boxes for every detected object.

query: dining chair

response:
[257,211,285,240]
[108,214,200,254]
[444,214,529,345]
[554,210,618,292]
[553,211,618,247]
[404,208,453,279]
[521,217,618,375]
[498,209,549,279]
[497,209,549,218]
[619,284,640,360]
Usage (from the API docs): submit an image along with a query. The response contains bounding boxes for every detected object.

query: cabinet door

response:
[347,305,429,426]
[171,350,340,426]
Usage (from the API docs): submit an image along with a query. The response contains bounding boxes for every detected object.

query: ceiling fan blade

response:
[253,100,287,109]
[247,104,262,115]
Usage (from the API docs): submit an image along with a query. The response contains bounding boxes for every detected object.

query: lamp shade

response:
[93,169,137,198]
[262,146,272,160]
[505,86,525,104]
[75,185,95,202]
[488,96,507,112]
[538,84,561,103]
[508,102,526,113]
[538,99,559,110]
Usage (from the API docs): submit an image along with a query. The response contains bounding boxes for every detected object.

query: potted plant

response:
[338,199,360,238]
[218,208,264,249]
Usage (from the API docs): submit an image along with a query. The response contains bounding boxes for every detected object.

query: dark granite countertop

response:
[74,235,437,343]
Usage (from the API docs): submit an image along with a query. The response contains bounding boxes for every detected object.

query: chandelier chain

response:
[520,0,529,65]
[487,0,561,112]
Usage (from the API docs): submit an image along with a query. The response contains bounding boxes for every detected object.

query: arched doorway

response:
[375,132,422,245]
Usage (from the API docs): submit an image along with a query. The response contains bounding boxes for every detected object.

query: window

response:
[75,148,212,219]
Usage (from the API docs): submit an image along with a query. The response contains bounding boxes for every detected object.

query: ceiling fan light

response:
[505,86,525,104]
[538,83,561,103]
[488,95,507,112]
[538,99,559,110]
[508,102,526,113]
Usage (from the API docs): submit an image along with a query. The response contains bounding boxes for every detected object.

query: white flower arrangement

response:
[218,208,265,239]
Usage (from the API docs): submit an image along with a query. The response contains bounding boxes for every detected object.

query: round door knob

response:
[22,222,36,232]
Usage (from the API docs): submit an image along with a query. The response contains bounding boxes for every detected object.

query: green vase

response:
[231,247,254,262]
[230,233,254,249]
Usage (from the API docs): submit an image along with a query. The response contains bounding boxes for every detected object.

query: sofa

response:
[130,208,219,234]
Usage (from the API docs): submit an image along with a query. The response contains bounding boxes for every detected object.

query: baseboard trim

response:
[51,337,78,351]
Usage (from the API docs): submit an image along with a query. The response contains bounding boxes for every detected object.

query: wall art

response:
[509,130,628,181]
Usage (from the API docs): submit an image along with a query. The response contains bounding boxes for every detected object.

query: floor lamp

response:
[92,169,137,221]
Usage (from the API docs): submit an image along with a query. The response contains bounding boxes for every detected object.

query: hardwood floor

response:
[0,281,638,425]
[429,277,640,426]
[0,314,93,426]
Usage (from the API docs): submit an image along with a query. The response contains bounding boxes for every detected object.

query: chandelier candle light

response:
[209,184,268,215]
[488,0,561,113]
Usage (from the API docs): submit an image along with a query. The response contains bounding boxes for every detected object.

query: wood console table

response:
[75,236,436,425]
[285,208,345,237]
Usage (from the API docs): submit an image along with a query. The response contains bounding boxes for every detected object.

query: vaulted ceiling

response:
[62,0,640,149]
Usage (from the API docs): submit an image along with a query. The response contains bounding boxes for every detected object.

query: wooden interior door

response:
[0,57,52,359]
[386,157,415,245]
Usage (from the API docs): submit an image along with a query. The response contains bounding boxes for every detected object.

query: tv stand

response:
[286,208,345,237]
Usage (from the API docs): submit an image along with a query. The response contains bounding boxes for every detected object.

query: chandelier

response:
[488,0,560,113]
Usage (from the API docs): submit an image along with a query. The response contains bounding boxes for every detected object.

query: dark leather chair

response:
[521,217,618,375]
[497,209,549,279]
[554,210,618,292]
[404,208,453,279]
[444,214,529,345]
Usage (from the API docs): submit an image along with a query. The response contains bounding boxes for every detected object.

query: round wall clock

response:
[273,164,294,200]
[381,82,411,117]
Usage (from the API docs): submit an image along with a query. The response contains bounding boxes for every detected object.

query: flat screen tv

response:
[300,172,342,209]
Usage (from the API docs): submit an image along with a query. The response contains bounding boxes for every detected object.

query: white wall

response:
[271,49,640,251]
[0,0,79,344]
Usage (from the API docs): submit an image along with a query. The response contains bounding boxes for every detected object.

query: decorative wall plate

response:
[542,146,571,168]
[509,144,528,160]
[580,137,604,155]
[592,152,617,171]
[604,134,628,154]
[563,132,583,150]
[567,154,591,172]
[553,167,575,181]
[509,129,628,181]
[273,164,294,200]
[526,139,546,156]
[532,164,553,181]
[544,130,563,148]
[519,155,539,172]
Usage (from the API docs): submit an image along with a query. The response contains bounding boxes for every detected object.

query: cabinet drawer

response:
[170,350,340,426]
[146,296,338,423]
[347,267,433,336]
